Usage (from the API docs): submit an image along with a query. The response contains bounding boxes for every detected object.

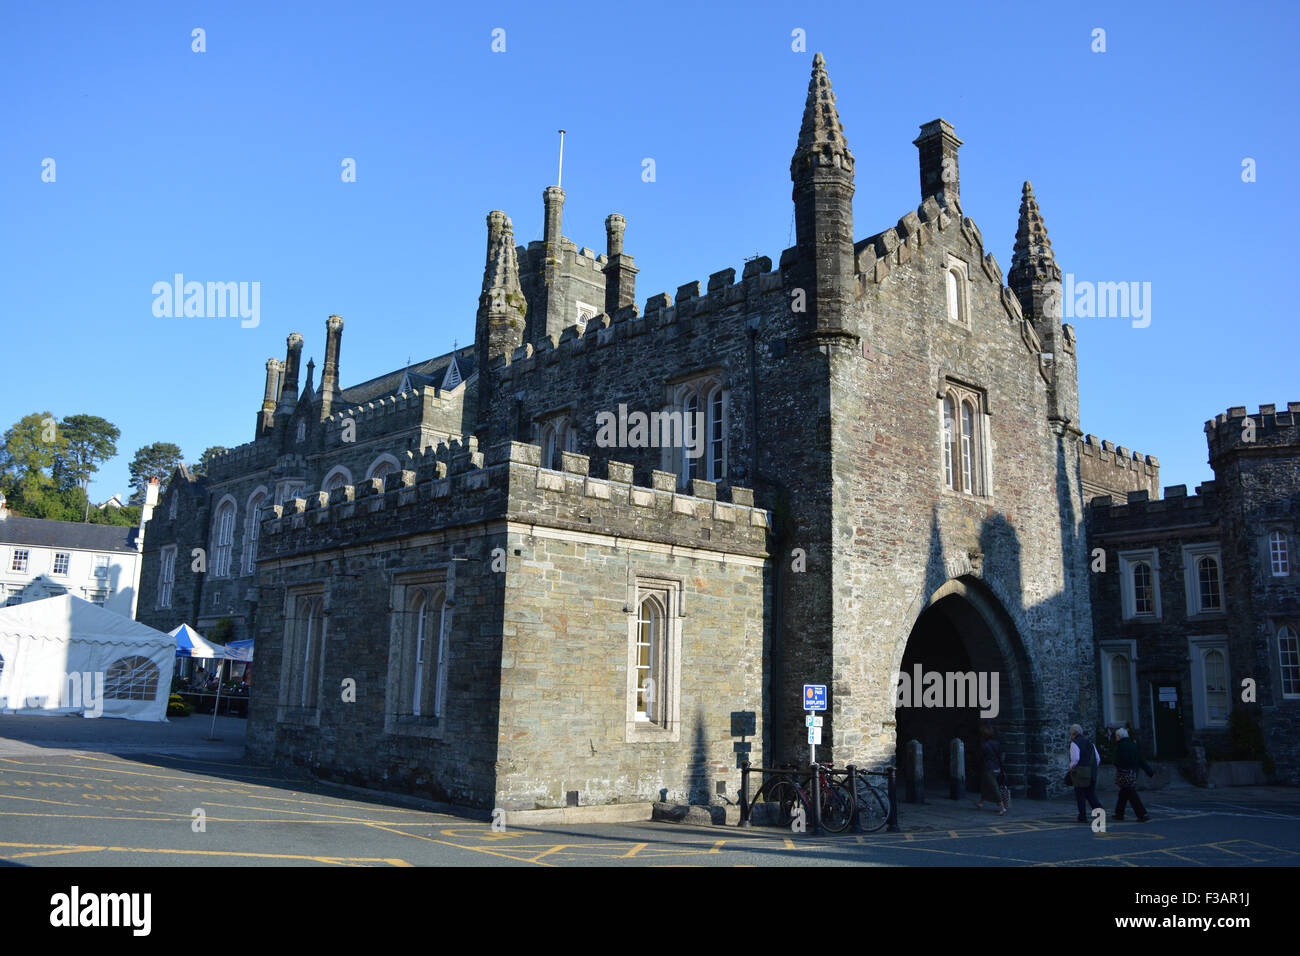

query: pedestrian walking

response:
[1067,723,1102,822]
[1112,727,1154,822]
[973,725,1010,815]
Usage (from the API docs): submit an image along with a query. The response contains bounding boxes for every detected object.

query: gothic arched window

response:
[212,499,236,578]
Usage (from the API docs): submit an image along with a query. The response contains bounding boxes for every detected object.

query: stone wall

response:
[245,440,772,808]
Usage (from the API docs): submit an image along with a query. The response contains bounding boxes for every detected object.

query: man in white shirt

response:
[1068,723,1103,822]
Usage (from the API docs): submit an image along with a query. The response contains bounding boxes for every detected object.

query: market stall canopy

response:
[169,623,227,659]
[0,594,176,721]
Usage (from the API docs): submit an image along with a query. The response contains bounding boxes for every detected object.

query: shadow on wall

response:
[897,488,1084,799]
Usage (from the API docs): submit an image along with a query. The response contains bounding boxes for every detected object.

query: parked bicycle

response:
[763,762,855,833]
[853,770,891,832]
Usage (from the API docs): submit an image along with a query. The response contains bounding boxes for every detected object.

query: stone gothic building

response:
[140,53,1277,810]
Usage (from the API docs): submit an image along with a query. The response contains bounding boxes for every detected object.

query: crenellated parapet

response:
[1205,402,1300,462]
[855,190,1042,363]
[1079,434,1160,504]
[258,440,771,562]
[323,385,446,437]
[494,255,786,381]
[1088,481,1218,535]
[206,438,280,482]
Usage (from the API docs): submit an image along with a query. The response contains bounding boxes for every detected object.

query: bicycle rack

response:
[739,761,900,834]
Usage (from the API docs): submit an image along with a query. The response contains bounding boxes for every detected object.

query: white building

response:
[0,482,157,618]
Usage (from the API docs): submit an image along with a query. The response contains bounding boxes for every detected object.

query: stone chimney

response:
[319,315,344,420]
[257,358,283,438]
[913,119,962,205]
[537,185,566,342]
[603,213,638,316]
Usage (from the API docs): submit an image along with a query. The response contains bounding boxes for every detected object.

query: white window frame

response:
[243,488,268,576]
[385,571,453,739]
[1187,634,1230,729]
[1278,625,1300,699]
[939,382,988,497]
[1183,543,1224,616]
[575,301,598,332]
[1118,548,1161,621]
[211,497,237,578]
[1098,640,1139,728]
[158,545,177,609]
[92,554,110,579]
[943,254,971,327]
[1268,530,1290,577]
[626,578,682,742]
[52,552,70,576]
[670,379,726,489]
[279,587,326,718]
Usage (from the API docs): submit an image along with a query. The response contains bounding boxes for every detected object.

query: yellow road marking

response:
[360,822,557,867]
[622,842,648,858]
[0,840,408,866]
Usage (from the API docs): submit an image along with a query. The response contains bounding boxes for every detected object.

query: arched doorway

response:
[895,577,1043,797]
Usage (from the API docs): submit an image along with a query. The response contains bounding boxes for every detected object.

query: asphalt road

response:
[1,747,1297,867]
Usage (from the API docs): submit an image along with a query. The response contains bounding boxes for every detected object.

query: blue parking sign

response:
[803,684,826,711]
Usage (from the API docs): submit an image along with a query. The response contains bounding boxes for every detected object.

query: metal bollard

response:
[848,764,865,833]
[811,763,825,836]
[740,760,752,828]
[886,765,900,832]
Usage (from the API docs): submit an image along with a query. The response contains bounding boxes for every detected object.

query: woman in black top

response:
[974,725,1009,815]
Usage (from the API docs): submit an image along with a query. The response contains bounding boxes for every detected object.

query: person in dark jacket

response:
[1068,724,1103,822]
[973,725,1009,815]
[1112,727,1154,822]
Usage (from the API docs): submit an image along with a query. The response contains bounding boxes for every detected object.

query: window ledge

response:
[276,705,321,728]
[384,715,445,740]
[625,721,680,744]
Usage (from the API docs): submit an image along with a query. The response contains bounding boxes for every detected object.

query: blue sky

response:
[1,1,1296,501]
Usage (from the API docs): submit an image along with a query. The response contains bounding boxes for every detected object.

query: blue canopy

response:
[225,638,254,662]
[168,623,227,659]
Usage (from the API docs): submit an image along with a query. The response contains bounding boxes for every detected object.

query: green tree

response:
[58,414,120,522]
[128,442,184,499]
[194,445,228,476]
[0,412,66,516]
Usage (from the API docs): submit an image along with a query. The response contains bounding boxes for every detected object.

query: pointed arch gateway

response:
[893,576,1047,798]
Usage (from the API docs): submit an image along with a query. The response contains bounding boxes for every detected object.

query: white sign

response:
[805,715,823,728]
[807,727,823,745]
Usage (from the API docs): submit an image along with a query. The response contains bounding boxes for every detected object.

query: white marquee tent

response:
[0,595,176,721]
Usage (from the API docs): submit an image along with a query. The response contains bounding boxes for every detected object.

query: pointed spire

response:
[302,358,315,398]
[1010,181,1060,282]
[482,211,524,306]
[791,52,854,177]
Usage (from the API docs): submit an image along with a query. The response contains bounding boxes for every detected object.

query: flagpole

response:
[207,653,224,739]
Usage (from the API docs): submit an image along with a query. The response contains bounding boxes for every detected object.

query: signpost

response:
[803,684,826,763]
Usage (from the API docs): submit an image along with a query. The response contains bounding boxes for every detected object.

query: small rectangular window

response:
[93,554,110,578]
[53,552,70,576]
[11,550,29,573]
